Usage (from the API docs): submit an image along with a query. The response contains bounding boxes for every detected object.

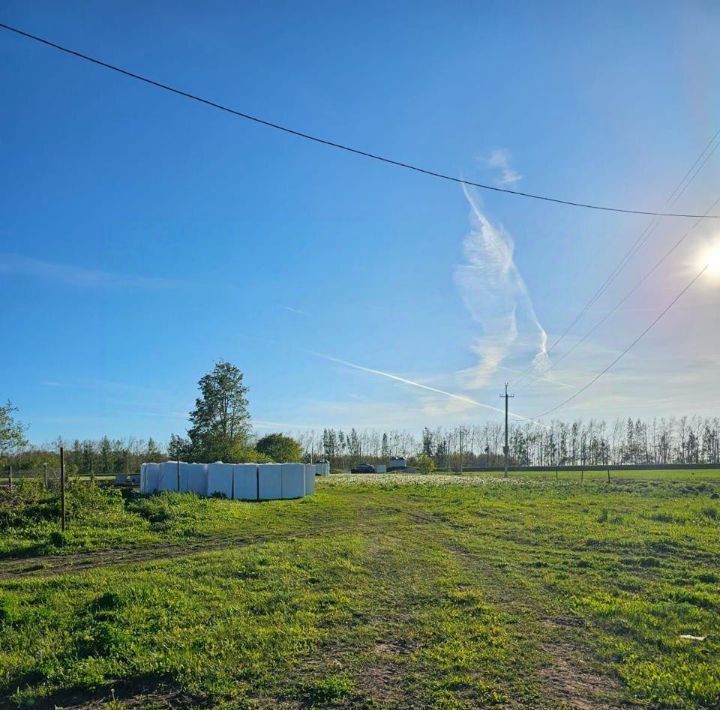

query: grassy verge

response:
[1,476,719,707]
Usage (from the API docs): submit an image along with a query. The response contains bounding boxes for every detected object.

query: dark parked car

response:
[351,463,376,473]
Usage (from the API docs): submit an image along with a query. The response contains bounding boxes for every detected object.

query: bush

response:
[416,454,435,475]
[49,531,67,547]
[256,434,303,462]
[66,482,124,521]
[0,483,58,531]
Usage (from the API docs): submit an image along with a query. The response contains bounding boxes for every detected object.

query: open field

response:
[1,474,720,708]
[460,468,720,482]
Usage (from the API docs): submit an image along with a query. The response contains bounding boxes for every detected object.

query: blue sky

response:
[1,0,719,445]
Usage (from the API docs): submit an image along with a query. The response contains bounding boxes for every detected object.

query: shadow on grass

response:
[0,672,205,710]
[0,541,52,562]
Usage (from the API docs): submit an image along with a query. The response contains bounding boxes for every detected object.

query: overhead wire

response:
[532,263,710,420]
[665,127,720,205]
[1,20,720,220]
[510,128,720,387]
[526,194,720,378]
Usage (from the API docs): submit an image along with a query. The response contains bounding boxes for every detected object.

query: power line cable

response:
[540,131,717,356]
[666,128,720,205]
[528,194,720,378]
[2,20,719,221]
[509,128,719,386]
[532,263,709,420]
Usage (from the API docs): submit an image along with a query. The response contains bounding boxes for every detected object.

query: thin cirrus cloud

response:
[482,148,523,187]
[453,184,549,389]
[282,306,310,316]
[0,253,180,289]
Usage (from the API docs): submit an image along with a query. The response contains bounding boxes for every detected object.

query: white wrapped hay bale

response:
[233,464,259,500]
[141,463,161,493]
[258,464,282,500]
[158,461,180,491]
[304,464,316,495]
[207,463,234,498]
[281,463,305,499]
[179,463,207,495]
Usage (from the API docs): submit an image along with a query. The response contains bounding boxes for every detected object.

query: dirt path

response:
[0,505,417,581]
[0,525,350,581]
[436,534,629,708]
[0,503,440,582]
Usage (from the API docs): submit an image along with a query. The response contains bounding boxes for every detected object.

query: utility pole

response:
[60,446,66,531]
[500,384,514,478]
[459,428,464,474]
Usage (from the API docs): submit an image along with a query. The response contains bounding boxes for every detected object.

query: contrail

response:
[454,184,549,385]
[306,350,544,424]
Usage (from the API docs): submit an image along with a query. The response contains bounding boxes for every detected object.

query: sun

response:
[698,240,720,279]
[708,246,720,276]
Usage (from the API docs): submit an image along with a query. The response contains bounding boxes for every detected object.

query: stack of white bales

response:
[140,462,316,500]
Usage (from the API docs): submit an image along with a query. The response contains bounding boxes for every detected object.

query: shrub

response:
[255,434,303,462]
[416,454,435,476]
[49,531,67,547]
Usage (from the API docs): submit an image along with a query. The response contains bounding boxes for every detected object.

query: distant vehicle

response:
[114,473,140,487]
[387,457,407,472]
[351,463,376,473]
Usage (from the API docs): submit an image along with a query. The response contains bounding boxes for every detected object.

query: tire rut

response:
[0,507,409,581]
[0,525,347,581]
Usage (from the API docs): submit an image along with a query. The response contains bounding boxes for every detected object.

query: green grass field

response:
[1,474,719,708]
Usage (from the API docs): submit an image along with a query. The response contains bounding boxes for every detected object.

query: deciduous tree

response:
[256,433,303,462]
[0,401,27,461]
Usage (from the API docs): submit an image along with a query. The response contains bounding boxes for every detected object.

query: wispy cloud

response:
[0,254,179,289]
[282,306,309,316]
[454,185,548,387]
[254,419,320,430]
[483,148,522,187]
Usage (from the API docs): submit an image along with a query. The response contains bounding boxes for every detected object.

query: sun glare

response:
[699,241,720,279]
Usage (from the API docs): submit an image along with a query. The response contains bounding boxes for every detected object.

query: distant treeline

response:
[7,437,167,475]
[293,416,720,469]
[6,416,720,475]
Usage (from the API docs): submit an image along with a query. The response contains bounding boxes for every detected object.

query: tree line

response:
[5,417,720,475]
[3,363,719,473]
[295,416,720,469]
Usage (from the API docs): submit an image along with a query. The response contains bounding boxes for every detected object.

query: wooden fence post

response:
[60,447,66,532]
